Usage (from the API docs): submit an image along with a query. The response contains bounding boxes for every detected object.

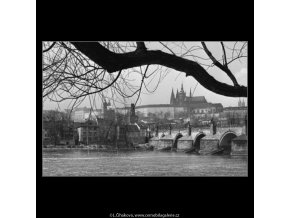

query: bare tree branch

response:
[70,42,246,97]
[159,41,176,55]
[201,42,239,87]
[136,42,147,51]
[43,42,57,53]
[220,41,227,67]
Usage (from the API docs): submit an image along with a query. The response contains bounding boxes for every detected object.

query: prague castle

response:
[170,83,207,106]
[116,83,223,120]
[70,83,247,124]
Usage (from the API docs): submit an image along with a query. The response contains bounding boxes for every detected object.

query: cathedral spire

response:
[190,88,192,97]
[181,83,184,92]
[170,88,175,105]
[171,88,174,97]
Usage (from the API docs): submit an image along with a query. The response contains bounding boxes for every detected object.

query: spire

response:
[181,83,184,92]
[170,88,175,105]
[190,88,192,97]
[175,88,179,104]
[171,88,174,97]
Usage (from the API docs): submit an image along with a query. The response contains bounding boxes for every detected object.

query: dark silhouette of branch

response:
[135,65,150,105]
[159,41,176,55]
[201,42,239,87]
[70,42,246,97]
[136,42,147,51]
[43,42,56,53]
[220,42,227,67]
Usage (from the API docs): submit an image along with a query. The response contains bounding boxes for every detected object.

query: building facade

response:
[77,121,99,144]
[220,106,248,126]
[42,110,77,146]
[71,107,102,122]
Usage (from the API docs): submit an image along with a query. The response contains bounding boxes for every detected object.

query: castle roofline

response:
[136,104,176,109]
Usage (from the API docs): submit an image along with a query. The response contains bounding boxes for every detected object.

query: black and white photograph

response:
[42,41,248,177]
[6,1,290,217]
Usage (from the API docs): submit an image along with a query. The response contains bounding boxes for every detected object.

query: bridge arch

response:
[172,133,183,149]
[219,131,238,154]
[193,132,206,150]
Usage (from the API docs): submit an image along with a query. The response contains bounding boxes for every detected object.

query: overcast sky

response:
[43,41,247,111]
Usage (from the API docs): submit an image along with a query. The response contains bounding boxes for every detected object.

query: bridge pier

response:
[148,136,160,148]
[231,134,248,156]
[199,130,238,155]
[199,134,220,155]
[158,135,174,150]
[177,131,205,153]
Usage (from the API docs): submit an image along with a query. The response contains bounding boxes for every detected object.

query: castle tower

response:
[130,103,138,123]
[179,83,186,104]
[170,88,175,105]
[176,88,179,105]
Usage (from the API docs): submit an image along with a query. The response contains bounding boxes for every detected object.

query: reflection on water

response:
[42,149,248,177]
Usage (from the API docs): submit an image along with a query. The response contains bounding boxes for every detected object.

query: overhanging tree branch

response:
[220,42,227,67]
[201,41,239,87]
[70,41,247,97]
[43,42,57,53]
[136,41,147,51]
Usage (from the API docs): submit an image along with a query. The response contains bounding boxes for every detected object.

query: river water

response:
[42,149,248,176]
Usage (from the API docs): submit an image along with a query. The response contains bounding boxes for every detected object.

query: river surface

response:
[42,149,248,176]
